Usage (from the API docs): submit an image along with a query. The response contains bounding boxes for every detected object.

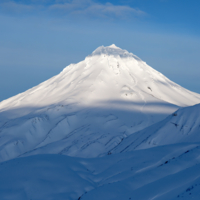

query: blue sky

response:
[0,0,200,101]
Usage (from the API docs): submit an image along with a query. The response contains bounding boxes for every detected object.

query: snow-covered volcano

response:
[0,44,200,162]
[1,44,199,112]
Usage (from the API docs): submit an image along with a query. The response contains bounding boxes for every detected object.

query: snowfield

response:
[0,44,200,199]
[1,143,200,200]
[111,103,200,153]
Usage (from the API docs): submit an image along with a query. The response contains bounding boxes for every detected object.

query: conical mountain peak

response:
[0,45,200,162]
[88,44,140,60]
[109,44,120,48]
[1,44,200,112]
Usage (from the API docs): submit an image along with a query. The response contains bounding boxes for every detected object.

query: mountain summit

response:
[0,45,200,162]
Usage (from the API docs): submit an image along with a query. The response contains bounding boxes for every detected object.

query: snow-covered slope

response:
[1,143,200,200]
[0,44,199,113]
[0,44,200,162]
[112,103,200,153]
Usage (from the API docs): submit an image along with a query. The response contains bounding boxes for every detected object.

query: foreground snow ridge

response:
[0,45,200,199]
[1,144,200,200]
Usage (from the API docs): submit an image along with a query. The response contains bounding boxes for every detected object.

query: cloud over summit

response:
[49,0,145,19]
[0,0,145,20]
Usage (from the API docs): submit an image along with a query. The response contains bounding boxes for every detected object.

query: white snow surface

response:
[112,103,200,153]
[0,45,200,162]
[1,143,200,200]
[1,45,200,200]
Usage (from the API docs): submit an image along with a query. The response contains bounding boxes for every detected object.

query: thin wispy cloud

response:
[0,0,146,20]
[0,1,36,14]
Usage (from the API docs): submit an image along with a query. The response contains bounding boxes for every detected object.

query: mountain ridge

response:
[0,45,199,162]
[111,103,200,154]
[1,45,200,200]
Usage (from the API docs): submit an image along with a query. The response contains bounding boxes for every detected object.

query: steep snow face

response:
[112,104,200,153]
[0,45,199,162]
